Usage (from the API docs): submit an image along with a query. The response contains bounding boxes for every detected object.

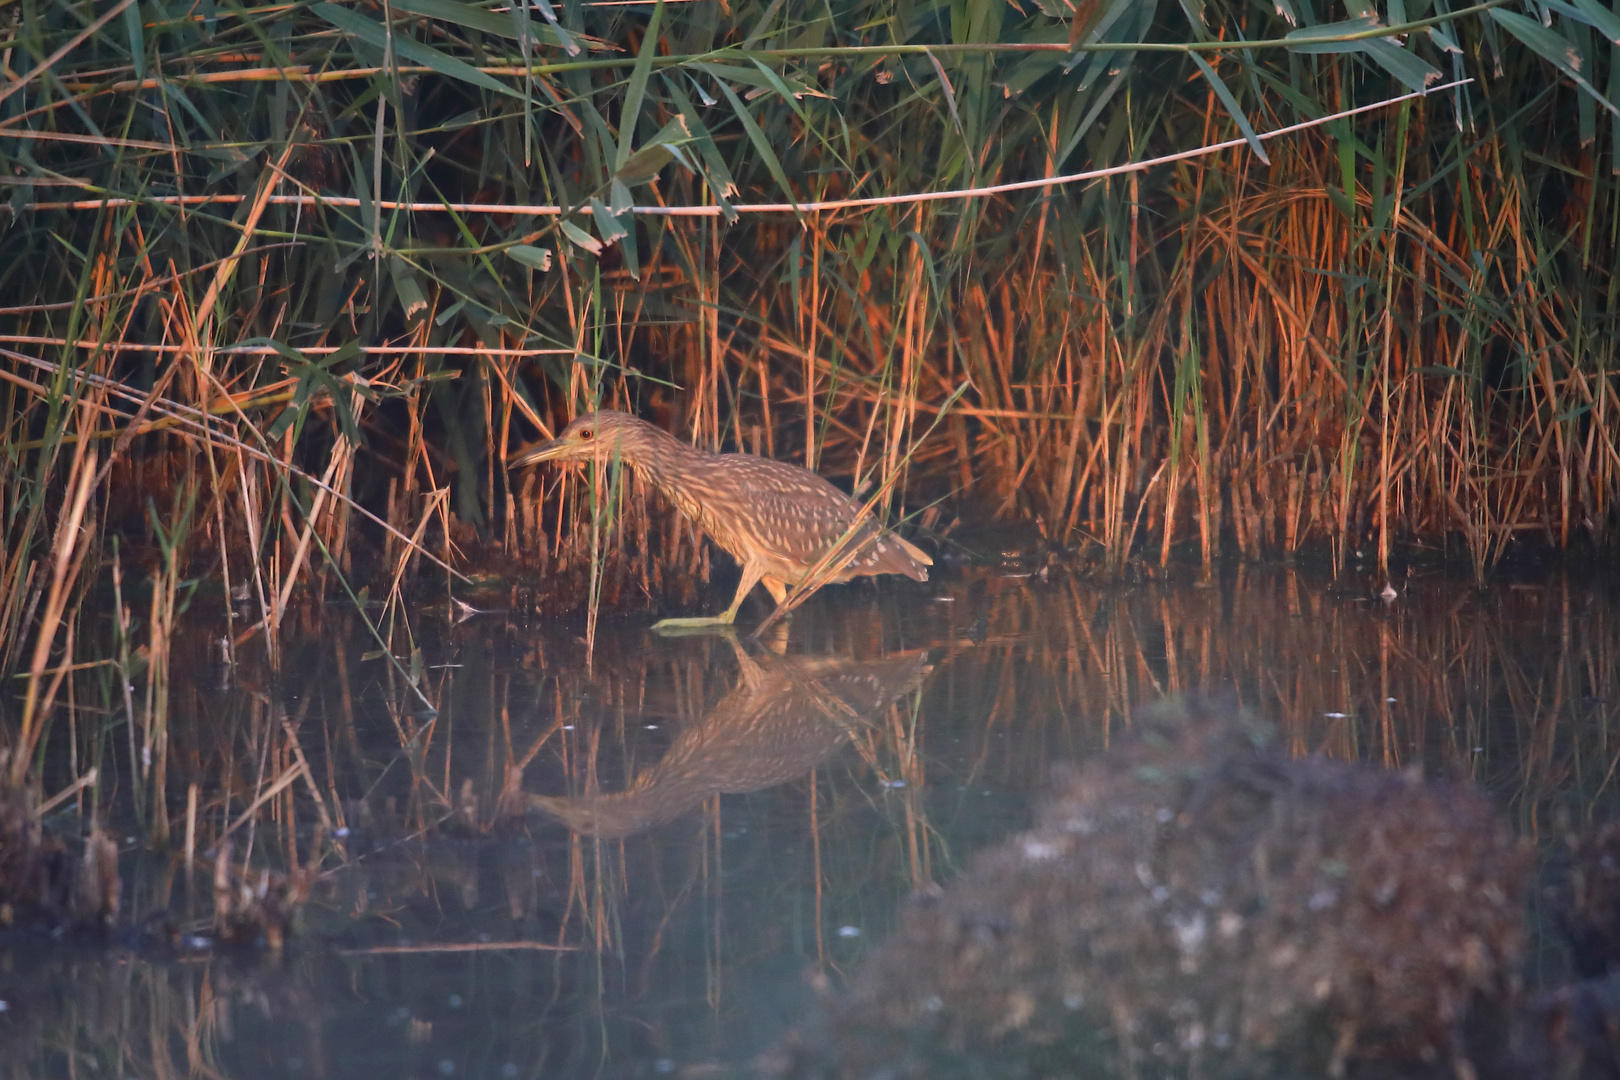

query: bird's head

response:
[509,410,653,467]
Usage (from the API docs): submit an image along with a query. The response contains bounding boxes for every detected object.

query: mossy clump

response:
[773,698,1529,1080]
[1557,819,1620,979]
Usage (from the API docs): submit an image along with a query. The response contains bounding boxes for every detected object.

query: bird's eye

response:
[579,428,593,440]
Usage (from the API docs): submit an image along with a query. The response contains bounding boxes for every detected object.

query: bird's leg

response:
[744,575,807,639]
[652,561,764,631]
[759,576,793,624]
[761,577,788,605]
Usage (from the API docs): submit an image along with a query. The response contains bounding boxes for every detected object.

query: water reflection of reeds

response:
[5,568,1620,1076]
[920,568,1620,820]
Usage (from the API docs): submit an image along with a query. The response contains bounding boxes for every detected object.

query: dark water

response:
[5,564,1620,1078]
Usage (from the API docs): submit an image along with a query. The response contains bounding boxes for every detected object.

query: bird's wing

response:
[694,456,868,568]
[707,455,933,581]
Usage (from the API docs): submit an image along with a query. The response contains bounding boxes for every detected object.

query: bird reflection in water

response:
[527,639,932,839]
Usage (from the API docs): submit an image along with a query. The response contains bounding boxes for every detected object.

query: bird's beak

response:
[508,437,572,467]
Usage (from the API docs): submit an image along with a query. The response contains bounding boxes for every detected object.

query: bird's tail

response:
[889,533,932,581]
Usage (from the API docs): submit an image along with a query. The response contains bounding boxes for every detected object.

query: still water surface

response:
[5,563,1618,1078]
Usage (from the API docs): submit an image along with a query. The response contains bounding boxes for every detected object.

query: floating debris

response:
[0,761,118,934]
[211,834,320,951]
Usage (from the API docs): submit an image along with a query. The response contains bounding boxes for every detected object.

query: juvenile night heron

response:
[510,410,931,629]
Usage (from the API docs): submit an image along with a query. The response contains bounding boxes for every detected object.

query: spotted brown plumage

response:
[509,410,931,628]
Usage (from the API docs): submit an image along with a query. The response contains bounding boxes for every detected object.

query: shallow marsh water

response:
[5,563,1620,1078]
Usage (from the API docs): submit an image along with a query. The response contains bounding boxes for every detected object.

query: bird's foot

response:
[651,614,738,635]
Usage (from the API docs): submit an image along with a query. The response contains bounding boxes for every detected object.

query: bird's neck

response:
[622,424,707,495]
